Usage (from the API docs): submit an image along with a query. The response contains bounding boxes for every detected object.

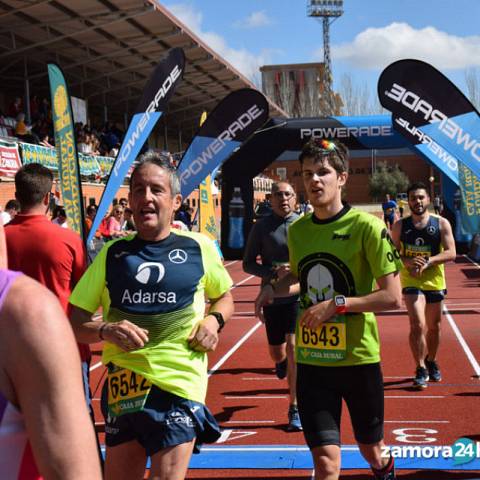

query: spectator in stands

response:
[175,202,192,230]
[1,199,20,225]
[85,204,98,236]
[109,142,121,158]
[32,117,50,141]
[52,206,68,229]
[39,98,50,120]
[78,133,91,154]
[90,135,100,156]
[7,97,23,118]
[106,206,127,238]
[15,113,28,137]
[119,197,128,208]
[39,133,54,148]
[122,207,136,232]
[30,94,40,121]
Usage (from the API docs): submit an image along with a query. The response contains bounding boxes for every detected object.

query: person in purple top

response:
[0,218,101,479]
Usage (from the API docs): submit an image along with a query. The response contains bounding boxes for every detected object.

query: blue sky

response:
[161,0,480,110]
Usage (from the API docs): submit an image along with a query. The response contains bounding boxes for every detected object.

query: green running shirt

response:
[288,205,402,367]
[70,230,232,403]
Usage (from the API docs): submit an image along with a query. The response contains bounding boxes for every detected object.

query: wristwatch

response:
[209,311,225,332]
[334,295,347,314]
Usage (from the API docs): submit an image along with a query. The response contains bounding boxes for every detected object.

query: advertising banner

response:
[48,63,85,241]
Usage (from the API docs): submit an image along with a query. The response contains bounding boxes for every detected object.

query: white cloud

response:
[167,3,273,82]
[234,11,273,29]
[315,23,480,70]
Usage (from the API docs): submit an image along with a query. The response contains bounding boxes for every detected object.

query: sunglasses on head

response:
[313,139,337,153]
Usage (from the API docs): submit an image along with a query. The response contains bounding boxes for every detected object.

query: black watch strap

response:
[209,311,225,332]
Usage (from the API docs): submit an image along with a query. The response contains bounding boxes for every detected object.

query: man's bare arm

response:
[188,290,234,352]
[70,305,149,351]
[300,271,402,331]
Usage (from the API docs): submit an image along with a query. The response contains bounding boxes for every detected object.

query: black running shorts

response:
[296,362,384,448]
[262,302,298,346]
[402,287,446,304]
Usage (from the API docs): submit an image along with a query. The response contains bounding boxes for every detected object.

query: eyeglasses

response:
[273,191,295,199]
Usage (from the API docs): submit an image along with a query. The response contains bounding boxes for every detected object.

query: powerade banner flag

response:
[87,48,185,243]
[378,59,480,234]
[176,88,269,198]
[48,63,85,242]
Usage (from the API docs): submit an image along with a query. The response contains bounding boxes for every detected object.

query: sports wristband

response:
[98,322,108,341]
[334,295,347,314]
[209,311,225,332]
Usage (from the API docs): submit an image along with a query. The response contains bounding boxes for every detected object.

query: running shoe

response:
[274,358,287,379]
[413,366,429,390]
[372,455,396,479]
[287,405,303,432]
[425,358,442,382]
[372,465,396,479]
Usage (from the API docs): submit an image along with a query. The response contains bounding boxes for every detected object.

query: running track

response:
[89,255,480,479]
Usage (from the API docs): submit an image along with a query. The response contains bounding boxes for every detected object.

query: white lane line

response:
[243,377,277,381]
[385,395,444,398]
[224,420,275,424]
[384,420,450,423]
[463,253,480,269]
[225,395,288,399]
[208,321,262,376]
[384,376,411,379]
[444,305,480,377]
[232,274,255,289]
[444,302,480,306]
[224,260,238,267]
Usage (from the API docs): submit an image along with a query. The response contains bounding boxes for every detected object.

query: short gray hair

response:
[271,181,295,195]
[130,151,180,196]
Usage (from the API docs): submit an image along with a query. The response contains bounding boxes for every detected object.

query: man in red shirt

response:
[5,163,93,408]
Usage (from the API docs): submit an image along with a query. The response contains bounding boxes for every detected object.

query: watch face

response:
[335,295,346,307]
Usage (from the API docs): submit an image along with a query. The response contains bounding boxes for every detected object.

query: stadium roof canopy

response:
[0,0,287,144]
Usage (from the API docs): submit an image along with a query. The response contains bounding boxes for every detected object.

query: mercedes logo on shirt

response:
[135,262,165,285]
[168,249,188,264]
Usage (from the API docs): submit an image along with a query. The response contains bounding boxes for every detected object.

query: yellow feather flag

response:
[198,111,221,254]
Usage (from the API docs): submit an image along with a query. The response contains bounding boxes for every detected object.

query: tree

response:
[369,161,409,201]
[338,72,385,116]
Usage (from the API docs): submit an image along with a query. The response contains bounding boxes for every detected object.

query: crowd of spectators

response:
[1,96,125,158]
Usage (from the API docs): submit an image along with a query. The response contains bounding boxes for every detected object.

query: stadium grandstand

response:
[0,0,287,208]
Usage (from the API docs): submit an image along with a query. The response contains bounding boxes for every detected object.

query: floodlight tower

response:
[307,0,344,114]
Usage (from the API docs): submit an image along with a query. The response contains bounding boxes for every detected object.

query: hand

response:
[408,257,429,277]
[255,284,275,322]
[101,320,149,352]
[188,316,219,352]
[299,299,335,331]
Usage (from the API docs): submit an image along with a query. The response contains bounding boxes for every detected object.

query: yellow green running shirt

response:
[70,230,232,404]
[288,205,402,367]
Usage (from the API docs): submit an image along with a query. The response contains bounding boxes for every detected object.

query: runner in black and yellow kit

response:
[70,152,234,480]
[255,139,402,480]
[391,183,455,390]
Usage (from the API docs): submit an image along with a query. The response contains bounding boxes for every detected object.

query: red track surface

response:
[89,256,480,479]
